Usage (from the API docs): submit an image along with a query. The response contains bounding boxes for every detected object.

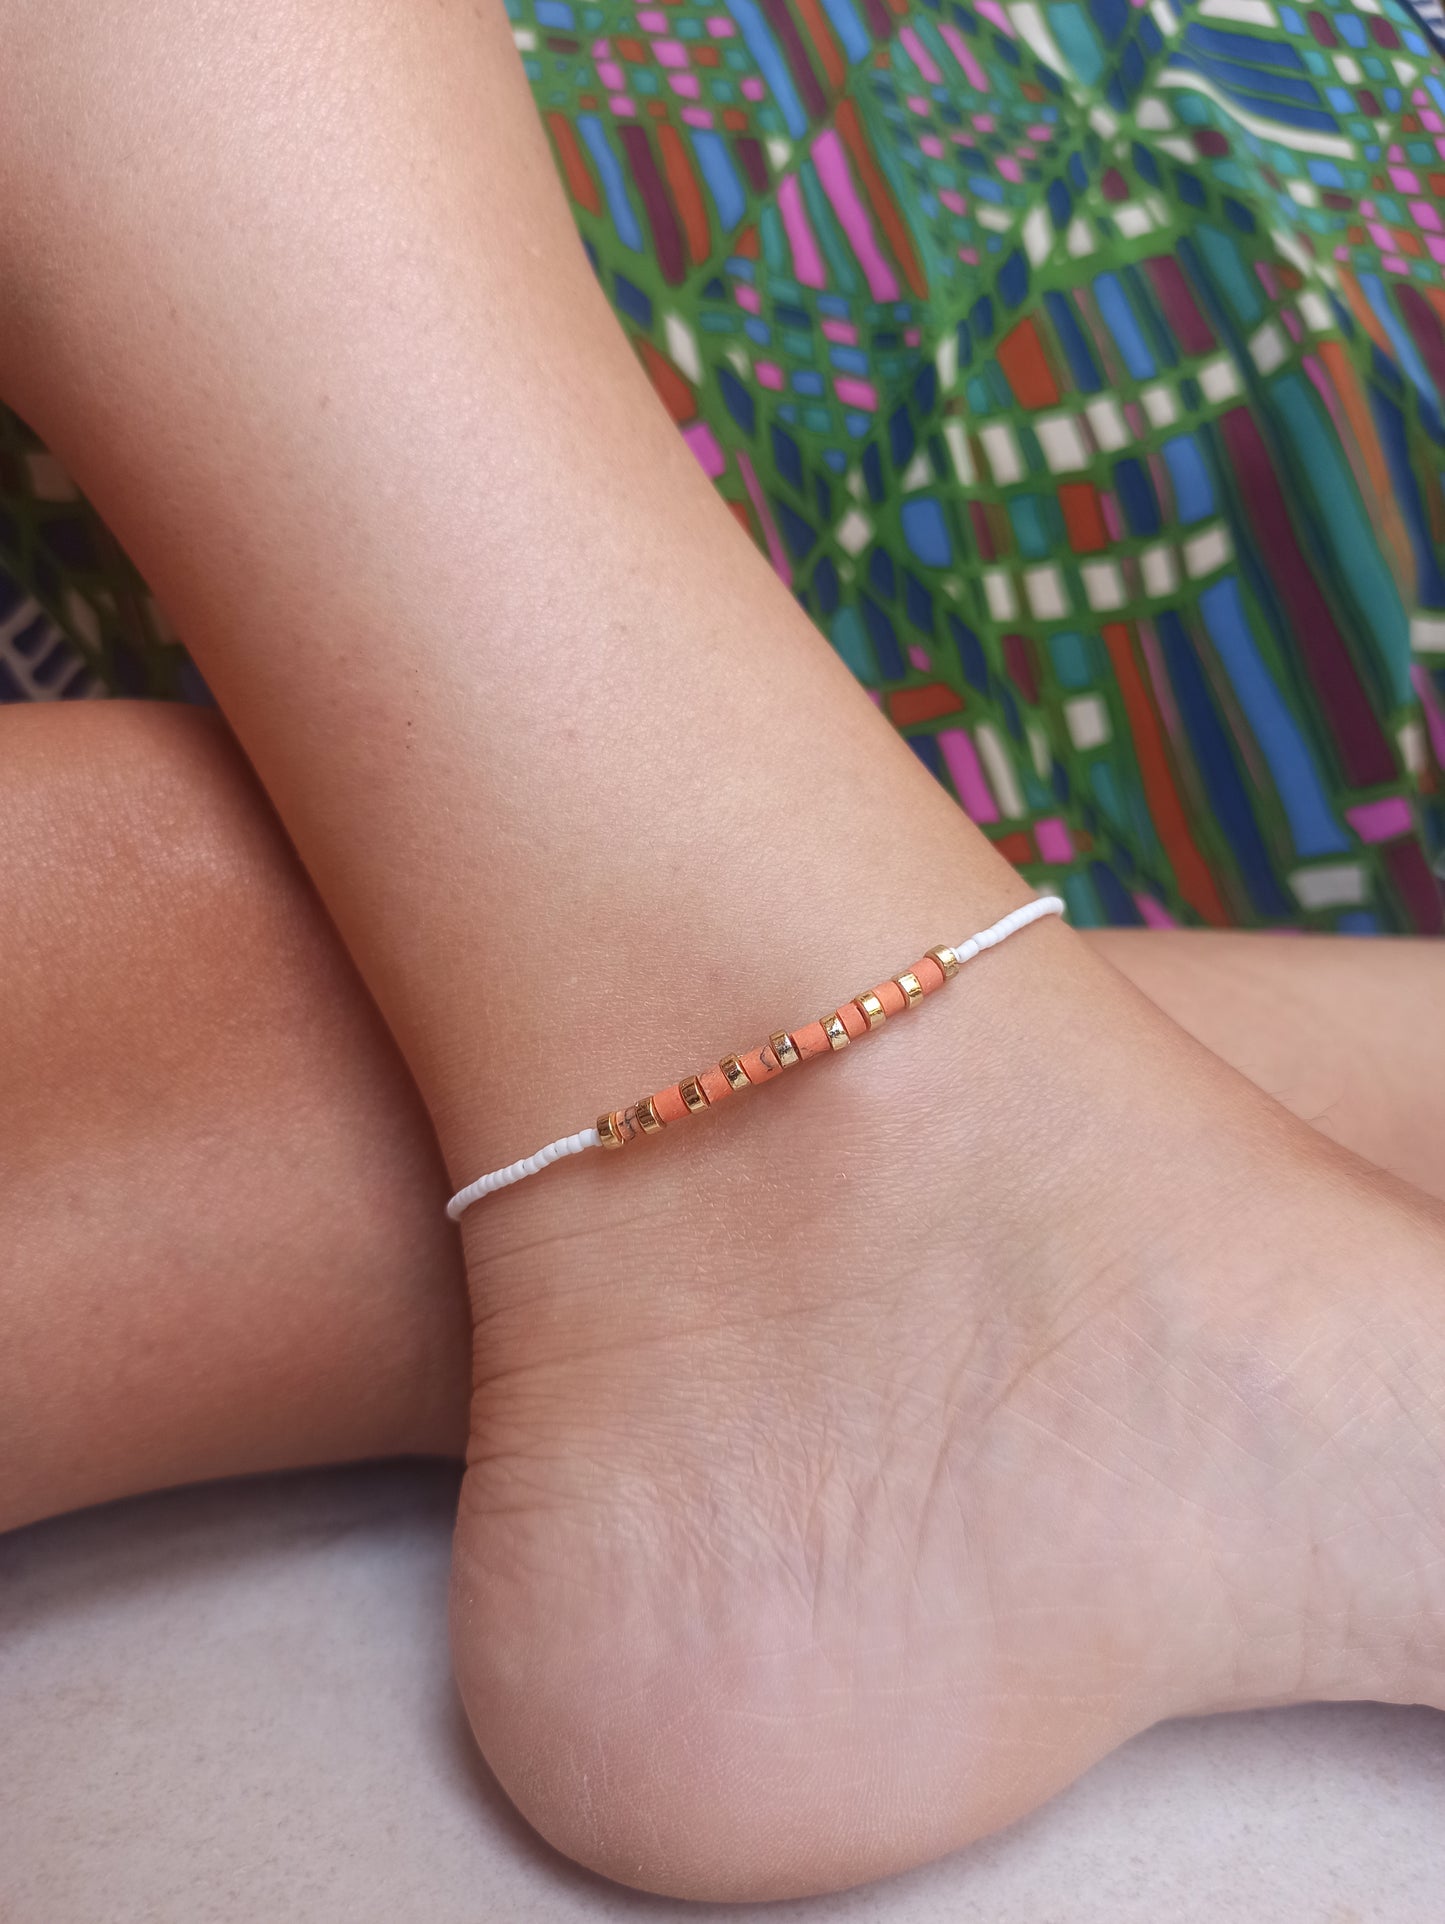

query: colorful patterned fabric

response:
[4,0,1445,930]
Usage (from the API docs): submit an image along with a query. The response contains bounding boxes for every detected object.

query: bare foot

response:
[450,923,1445,1900]
[5,8,1439,1897]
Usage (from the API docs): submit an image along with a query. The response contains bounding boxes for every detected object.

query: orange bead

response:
[913,955,946,995]
[874,979,908,1018]
[838,1001,869,1040]
[699,1066,734,1105]
[653,1083,691,1125]
[792,1019,833,1061]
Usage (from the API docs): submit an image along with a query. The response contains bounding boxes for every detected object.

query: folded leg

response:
[4,3,1445,1900]
[0,701,467,1533]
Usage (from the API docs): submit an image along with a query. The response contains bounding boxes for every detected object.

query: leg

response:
[1091,930,1445,1203]
[4,698,1443,1536]
[3,698,1442,1538]
[0,700,468,1534]
[5,1,1445,1899]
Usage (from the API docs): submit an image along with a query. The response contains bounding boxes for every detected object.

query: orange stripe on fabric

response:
[995,319,1059,409]
[888,682,964,726]
[792,0,848,89]
[546,112,601,216]
[1058,482,1109,553]
[1099,621,1228,926]
[992,830,1036,866]
[835,98,929,300]
[1317,341,1393,502]
[636,337,698,424]
[1336,268,1393,358]
[657,123,712,266]
[1317,339,1412,590]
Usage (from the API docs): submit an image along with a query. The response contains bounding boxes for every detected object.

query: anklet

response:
[445,895,1065,1220]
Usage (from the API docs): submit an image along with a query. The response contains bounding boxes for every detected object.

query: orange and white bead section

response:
[600,944,955,1148]
[444,895,1064,1219]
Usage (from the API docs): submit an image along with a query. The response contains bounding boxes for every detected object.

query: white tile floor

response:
[2,1462,1442,1924]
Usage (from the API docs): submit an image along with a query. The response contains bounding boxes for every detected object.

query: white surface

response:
[2,1463,1442,1923]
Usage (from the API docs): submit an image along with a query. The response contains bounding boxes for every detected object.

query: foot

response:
[449,918,1445,1900]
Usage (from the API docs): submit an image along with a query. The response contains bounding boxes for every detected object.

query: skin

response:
[0,701,469,1534]
[3,0,1445,1901]
[5,698,1445,1537]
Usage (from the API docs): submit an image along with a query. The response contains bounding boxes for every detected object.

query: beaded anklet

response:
[445,894,1065,1220]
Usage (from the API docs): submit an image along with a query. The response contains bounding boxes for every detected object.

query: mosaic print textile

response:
[4,0,1445,930]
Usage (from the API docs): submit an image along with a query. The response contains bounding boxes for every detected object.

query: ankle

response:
[447,922,1445,1899]
[1305,1194,1445,1709]
[1186,1168,1445,1713]
[446,871,1062,1253]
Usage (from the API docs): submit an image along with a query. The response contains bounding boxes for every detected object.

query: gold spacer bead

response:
[679,1075,709,1113]
[720,1054,751,1093]
[769,1031,800,1069]
[855,991,886,1030]
[596,1112,626,1150]
[927,945,960,980]
[635,1095,666,1134]
[895,970,924,1008]
[822,1011,850,1051]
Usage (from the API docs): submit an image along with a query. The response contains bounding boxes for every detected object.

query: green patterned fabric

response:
[4,0,1445,930]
